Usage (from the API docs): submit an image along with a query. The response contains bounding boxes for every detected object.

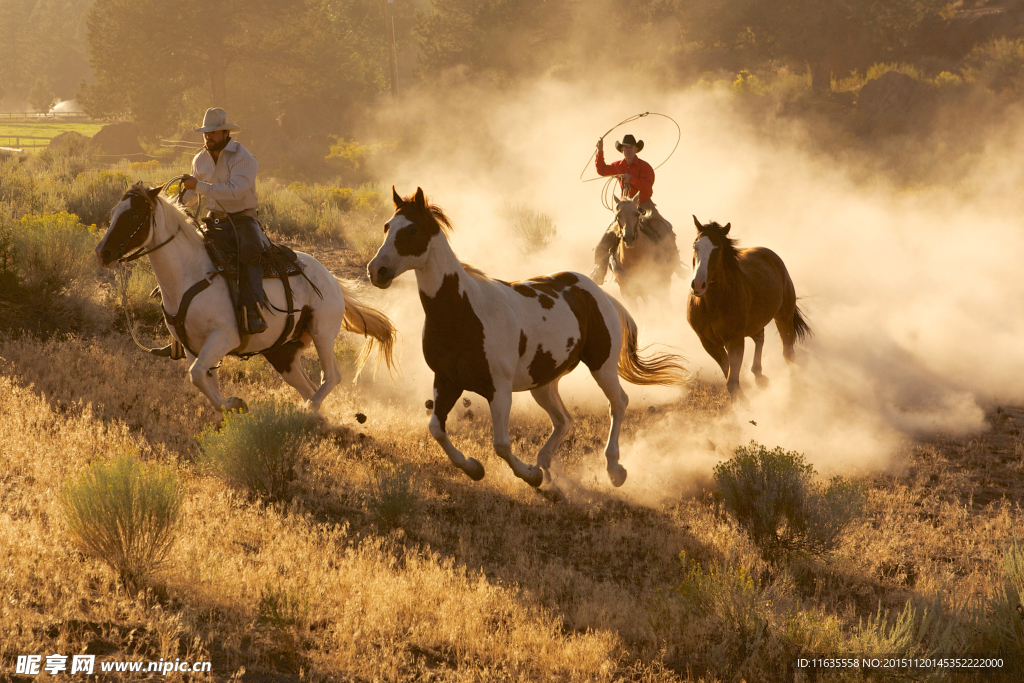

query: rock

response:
[90,121,145,159]
[355,413,367,424]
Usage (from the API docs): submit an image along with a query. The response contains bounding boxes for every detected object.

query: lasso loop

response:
[580,112,681,213]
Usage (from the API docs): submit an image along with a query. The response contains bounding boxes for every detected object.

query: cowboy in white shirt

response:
[182,107,268,335]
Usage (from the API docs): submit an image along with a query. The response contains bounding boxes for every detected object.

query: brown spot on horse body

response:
[562,285,612,371]
[262,306,314,373]
[519,331,528,357]
[528,339,583,386]
[513,284,537,298]
[421,272,495,402]
[538,294,555,309]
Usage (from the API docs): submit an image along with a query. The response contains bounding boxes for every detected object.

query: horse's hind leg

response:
[306,319,343,412]
[428,377,485,481]
[591,361,629,487]
[751,329,769,389]
[775,314,797,364]
[530,379,574,485]
[190,331,246,414]
[489,384,543,488]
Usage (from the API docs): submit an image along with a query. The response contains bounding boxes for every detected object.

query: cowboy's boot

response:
[245,306,268,334]
[150,344,174,357]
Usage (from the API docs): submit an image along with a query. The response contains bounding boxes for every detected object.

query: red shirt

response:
[595,151,655,203]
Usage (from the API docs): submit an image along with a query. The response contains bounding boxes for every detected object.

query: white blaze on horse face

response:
[691,235,716,296]
[95,197,133,266]
[369,214,419,288]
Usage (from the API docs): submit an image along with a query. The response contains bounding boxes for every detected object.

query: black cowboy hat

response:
[615,134,644,153]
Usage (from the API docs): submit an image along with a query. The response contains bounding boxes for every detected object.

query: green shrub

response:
[61,453,183,592]
[849,598,962,661]
[36,133,97,181]
[651,552,779,680]
[0,157,65,218]
[198,400,319,502]
[503,202,557,255]
[985,539,1024,652]
[713,442,865,559]
[10,212,99,296]
[368,464,421,530]
[115,260,163,327]
[962,38,1024,95]
[66,171,130,227]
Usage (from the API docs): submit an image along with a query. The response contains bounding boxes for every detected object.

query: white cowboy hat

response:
[193,107,241,133]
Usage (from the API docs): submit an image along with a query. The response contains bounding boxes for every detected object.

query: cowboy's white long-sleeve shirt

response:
[182,139,258,213]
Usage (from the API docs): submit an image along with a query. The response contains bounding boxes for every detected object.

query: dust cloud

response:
[356,72,1024,502]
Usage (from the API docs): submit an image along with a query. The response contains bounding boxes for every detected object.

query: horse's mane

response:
[461,262,492,283]
[400,193,453,237]
[699,221,740,265]
[155,194,206,248]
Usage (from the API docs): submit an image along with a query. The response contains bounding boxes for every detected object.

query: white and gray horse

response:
[96,183,396,414]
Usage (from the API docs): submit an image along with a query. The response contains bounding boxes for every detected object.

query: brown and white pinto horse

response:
[610,194,679,309]
[95,183,396,415]
[687,217,811,404]
[368,188,688,488]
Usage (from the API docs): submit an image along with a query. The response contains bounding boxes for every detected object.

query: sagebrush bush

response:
[36,133,97,181]
[0,157,65,218]
[504,202,557,255]
[714,442,865,559]
[962,38,1024,95]
[65,170,130,227]
[10,212,99,295]
[61,453,183,592]
[198,400,319,502]
[368,464,421,530]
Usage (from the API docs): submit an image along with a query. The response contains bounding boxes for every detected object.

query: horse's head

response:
[95,183,162,267]
[690,215,732,297]
[614,192,643,247]
[368,186,453,289]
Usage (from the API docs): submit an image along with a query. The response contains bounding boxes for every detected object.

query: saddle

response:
[158,218,321,360]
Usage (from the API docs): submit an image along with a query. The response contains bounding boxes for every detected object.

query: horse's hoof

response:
[607,463,627,487]
[224,397,248,413]
[755,375,769,389]
[463,458,485,481]
[521,465,543,488]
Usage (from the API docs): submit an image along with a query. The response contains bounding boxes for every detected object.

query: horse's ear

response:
[414,187,426,208]
[693,215,702,231]
[392,185,402,208]
[145,185,163,206]
[722,222,731,235]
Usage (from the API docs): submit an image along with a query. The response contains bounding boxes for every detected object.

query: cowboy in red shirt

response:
[590,134,681,283]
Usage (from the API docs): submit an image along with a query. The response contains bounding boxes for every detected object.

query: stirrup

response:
[245,308,268,334]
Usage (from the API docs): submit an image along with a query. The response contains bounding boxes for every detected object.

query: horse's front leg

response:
[428,377,485,481]
[189,331,246,414]
[751,329,769,388]
[488,384,543,488]
[724,337,749,406]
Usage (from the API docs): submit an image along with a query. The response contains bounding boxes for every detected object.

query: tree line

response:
[0,0,1017,134]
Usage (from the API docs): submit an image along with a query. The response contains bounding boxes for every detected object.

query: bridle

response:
[112,185,182,263]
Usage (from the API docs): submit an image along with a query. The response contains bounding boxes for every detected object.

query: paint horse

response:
[610,193,682,309]
[368,188,688,488]
[687,216,810,404]
[95,183,397,415]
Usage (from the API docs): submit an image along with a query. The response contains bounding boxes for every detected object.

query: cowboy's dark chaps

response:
[202,214,267,312]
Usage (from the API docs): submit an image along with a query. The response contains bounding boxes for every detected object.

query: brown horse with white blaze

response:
[368,187,688,489]
[686,216,810,404]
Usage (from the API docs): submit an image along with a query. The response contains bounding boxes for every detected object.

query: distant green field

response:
[0,121,106,149]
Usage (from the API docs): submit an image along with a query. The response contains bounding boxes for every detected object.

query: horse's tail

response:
[336,278,399,380]
[793,301,812,343]
[609,297,689,386]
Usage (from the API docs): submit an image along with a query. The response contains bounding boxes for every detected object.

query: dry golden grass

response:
[1,226,1022,681]
[2,321,1022,682]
